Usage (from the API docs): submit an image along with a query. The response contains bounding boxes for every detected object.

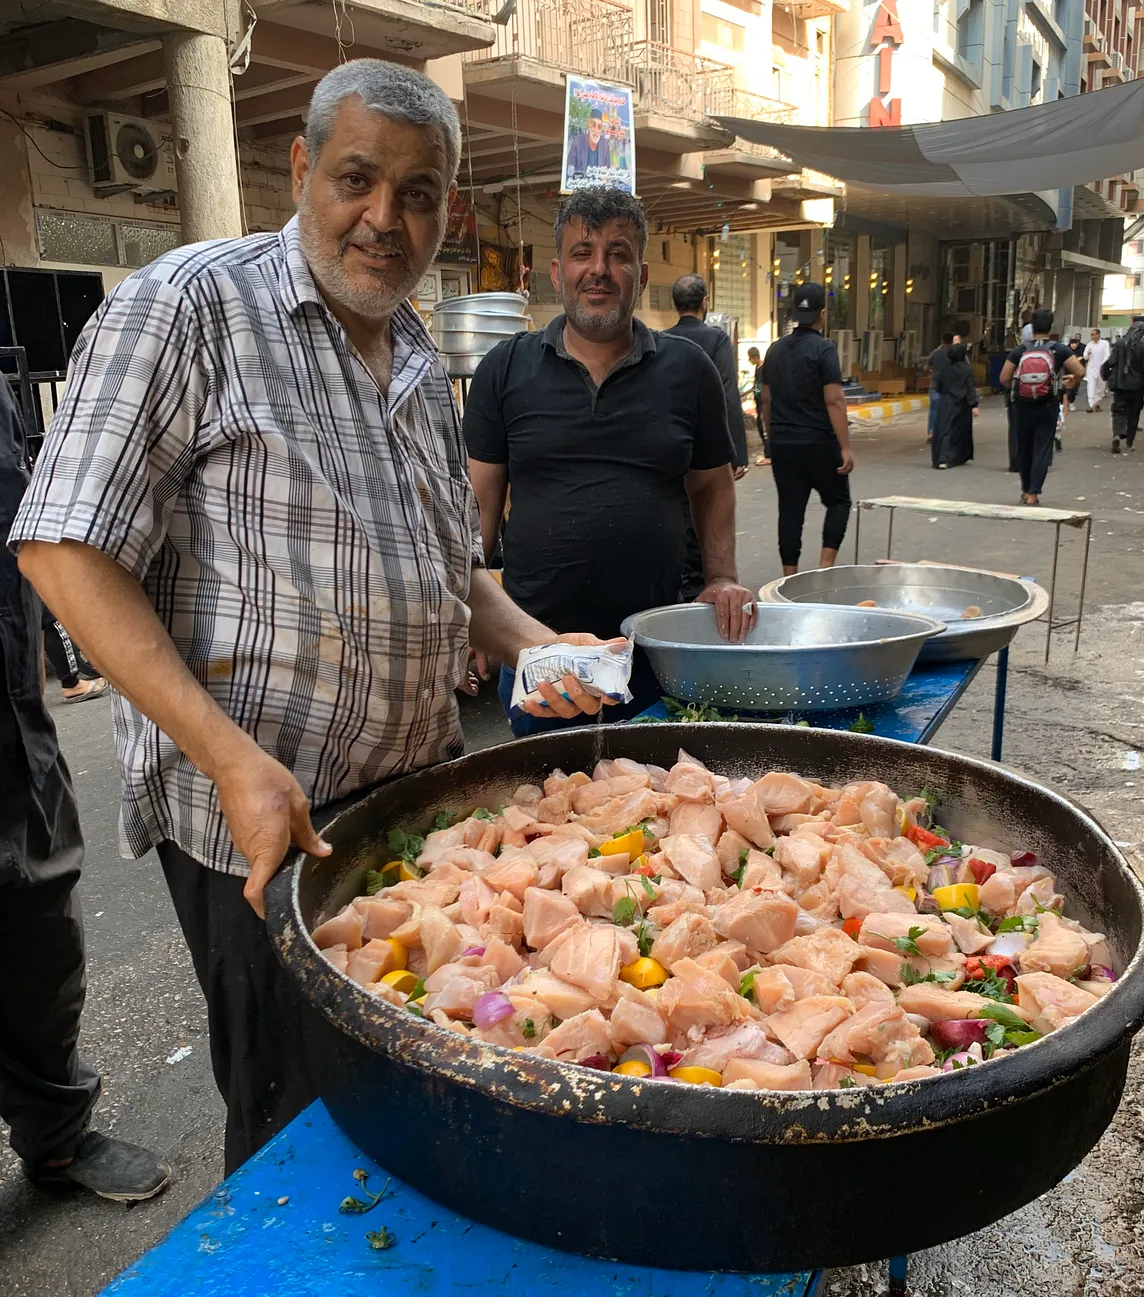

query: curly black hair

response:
[553,186,647,253]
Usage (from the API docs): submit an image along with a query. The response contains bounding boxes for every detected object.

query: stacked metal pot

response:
[430,292,530,378]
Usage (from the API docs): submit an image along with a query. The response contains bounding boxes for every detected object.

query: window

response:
[646,0,669,45]
[1031,59,1042,103]
[956,0,983,62]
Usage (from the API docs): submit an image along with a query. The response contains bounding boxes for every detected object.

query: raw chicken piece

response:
[533,1009,613,1062]
[840,971,896,1010]
[571,775,649,816]
[647,886,709,928]
[740,852,787,893]
[678,1022,795,1072]
[419,906,464,973]
[755,772,821,818]
[459,874,498,929]
[426,846,496,876]
[389,874,464,910]
[1018,913,1092,980]
[723,1078,760,1091]
[651,912,720,968]
[361,979,405,1009]
[614,925,640,968]
[312,907,365,952]
[893,1065,943,1081]
[611,758,653,786]
[1077,980,1114,999]
[1016,972,1099,1034]
[945,911,994,956]
[664,762,717,803]
[718,781,776,850]
[773,834,830,892]
[852,945,905,987]
[770,927,863,985]
[355,897,413,942]
[577,789,660,837]
[477,935,526,982]
[550,923,623,1001]
[482,900,525,947]
[706,939,751,972]
[511,971,600,1021]
[858,913,953,958]
[895,984,996,1023]
[1016,878,1064,917]
[765,996,855,1060]
[346,938,398,986]
[857,783,899,839]
[861,837,928,889]
[902,951,965,988]
[710,888,800,958]
[669,801,725,842]
[522,887,582,950]
[481,854,539,903]
[977,866,1045,916]
[796,881,841,923]
[724,1059,812,1089]
[836,856,913,921]
[694,946,742,990]
[609,876,658,915]
[656,958,755,1037]
[322,943,350,974]
[771,964,838,1000]
[818,1002,934,1076]
[660,835,722,891]
[716,829,753,878]
[509,784,544,816]
[646,764,671,792]
[562,864,618,918]
[749,966,796,1014]
[813,1061,874,1090]
[525,834,589,883]
[423,968,500,1018]
[608,983,667,1049]
[501,804,541,837]
[537,790,572,824]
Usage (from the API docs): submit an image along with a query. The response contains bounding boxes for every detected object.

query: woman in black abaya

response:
[931,342,978,469]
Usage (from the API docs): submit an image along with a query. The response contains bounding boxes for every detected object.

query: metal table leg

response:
[888,1255,909,1295]
[1074,516,1092,653]
[886,508,894,561]
[853,504,861,564]
[991,647,1009,762]
[1045,520,1061,664]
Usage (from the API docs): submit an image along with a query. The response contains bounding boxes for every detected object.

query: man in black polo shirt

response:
[464,187,755,735]
[759,282,854,575]
[927,332,955,439]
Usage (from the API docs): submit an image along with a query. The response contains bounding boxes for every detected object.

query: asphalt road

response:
[2,396,1143,1295]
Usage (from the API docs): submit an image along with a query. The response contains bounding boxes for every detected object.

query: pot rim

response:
[265,724,1144,1145]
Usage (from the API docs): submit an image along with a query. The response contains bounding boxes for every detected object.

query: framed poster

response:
[413,269,441,307]
[560,75,636,195]
[438,190,478,264]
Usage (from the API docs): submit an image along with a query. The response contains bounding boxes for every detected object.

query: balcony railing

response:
[463,0,633,81]
[623,40,734,120]
[702,85,796,161]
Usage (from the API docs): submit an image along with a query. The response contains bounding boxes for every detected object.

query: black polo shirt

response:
[463,315,733,638]
[760,325,843,447]
[928,344,951,390]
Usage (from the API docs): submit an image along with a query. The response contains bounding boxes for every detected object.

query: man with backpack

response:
[1101,315,1144,454]
[999,308,1084,506]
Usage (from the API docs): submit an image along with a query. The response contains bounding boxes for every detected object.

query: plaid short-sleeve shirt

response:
[11,216,481,875]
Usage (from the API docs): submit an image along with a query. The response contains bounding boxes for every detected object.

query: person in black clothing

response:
[931,342,978,469]
[664,273,748,599]
[41,606,108,702]
[759,282,854,575]
[747,346,769,463]
[1057,334,1086,450]
[927,332,956,439]
[1000,308,1084,505]
[1103,315,1144,453]
[0,379,169,1202]
[464,187,756,736]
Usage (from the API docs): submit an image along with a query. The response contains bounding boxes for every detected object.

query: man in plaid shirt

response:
[12,60,613,1171]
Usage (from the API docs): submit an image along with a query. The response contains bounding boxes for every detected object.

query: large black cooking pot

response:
[265,725,1144,1273]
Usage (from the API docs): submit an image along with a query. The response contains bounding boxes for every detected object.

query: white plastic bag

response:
[510,639,634,715]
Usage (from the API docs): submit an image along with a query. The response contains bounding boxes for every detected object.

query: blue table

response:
[100,1101,824,1297]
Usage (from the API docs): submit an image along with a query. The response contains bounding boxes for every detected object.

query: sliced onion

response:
[618,1044,667,1077]
[578,1054,613,1070]
[1010,849,1037,867]
[930,1018,989,1051]
[461,945,486,957]
[926,863,956,892]
[660,1050,684,1069]
[942,1050,981,1072]
[986,931,1034,961]
[905,1013,931,1033]
[471,991,514,1029]
[1089,964,1117,982]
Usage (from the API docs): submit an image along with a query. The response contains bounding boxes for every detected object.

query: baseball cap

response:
[791,281,825,324]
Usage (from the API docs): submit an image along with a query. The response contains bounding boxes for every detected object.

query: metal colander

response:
[621,602,945,711]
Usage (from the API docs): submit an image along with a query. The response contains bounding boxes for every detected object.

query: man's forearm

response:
[467,566,557,666]
[826,394,850,450]
[18,539,259,781]
[687,475,738,584]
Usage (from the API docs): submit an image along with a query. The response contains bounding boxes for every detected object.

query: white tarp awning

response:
[715,78,1144,199]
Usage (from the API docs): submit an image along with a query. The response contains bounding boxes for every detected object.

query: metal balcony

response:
[776,0,849,16]
[463,0,633,88]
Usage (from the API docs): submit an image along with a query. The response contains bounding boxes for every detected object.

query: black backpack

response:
[1114,326,1144,392]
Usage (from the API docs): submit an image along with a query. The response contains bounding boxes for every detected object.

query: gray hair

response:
[305,59,462,183]
[554,187,647,253]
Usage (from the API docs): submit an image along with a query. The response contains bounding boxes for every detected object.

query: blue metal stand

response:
[888,1254,909,1293]
[991,646,1009,762]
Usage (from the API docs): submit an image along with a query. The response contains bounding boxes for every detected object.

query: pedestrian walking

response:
[0,379,169,1202]
[41,607,108,702]
[465,188,755,735]
[1103,314,1144,453]
[1084,328,1110,412]
[930,342,978,469]
[999,308,1084,505]
[12,60,614,1174]
[747,345,770,464]
[926,332,955,440]
[1057,333,1086,449]
[758,282,854,574]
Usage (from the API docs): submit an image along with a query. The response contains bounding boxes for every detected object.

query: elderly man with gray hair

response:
[12,59,614,1171]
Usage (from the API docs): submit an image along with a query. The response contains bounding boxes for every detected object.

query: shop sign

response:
[869,0,903,128]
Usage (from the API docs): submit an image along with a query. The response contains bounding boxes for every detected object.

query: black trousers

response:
[1006,398,1018,473]
[159,842,318,1175]
[42,618,96,689]
[1112,389,1144,445]
[770,443,852,568]
[1012,402,1058,496]
[0,745,100,1167]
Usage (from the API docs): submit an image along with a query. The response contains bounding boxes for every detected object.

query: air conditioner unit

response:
[829,328,856,379]
[1112,49,1125,73]
[85,112,177,197]
[899,329,919,367]
[859,328,883,375]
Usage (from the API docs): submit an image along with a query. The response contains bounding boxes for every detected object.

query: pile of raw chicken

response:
[311,751,1117,1091]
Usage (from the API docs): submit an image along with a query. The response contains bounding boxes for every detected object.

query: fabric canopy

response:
[715,77,1144,199]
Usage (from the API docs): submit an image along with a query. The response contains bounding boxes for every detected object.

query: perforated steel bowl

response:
[758,564,1050,663]
[621,602,944,711]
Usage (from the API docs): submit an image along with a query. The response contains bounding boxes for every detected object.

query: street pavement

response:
[2,396,1143,1295]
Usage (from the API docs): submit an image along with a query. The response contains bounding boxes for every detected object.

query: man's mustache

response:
[341,232,407,259]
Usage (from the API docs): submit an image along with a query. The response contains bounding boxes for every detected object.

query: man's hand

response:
[456,649,491,697]
[695,579,757,643]
[519,633,629,719]
[733,464,750,481]
[213,749,332,918]
[972,407,980,418]
[838,448,855,475]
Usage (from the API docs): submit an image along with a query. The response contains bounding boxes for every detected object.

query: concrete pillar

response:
[855,234,871,332]
[163,31,243,243]
[889,240,908,337]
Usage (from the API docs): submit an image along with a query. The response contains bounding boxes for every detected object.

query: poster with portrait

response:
[560,75,636,195]
[437,190,478,264]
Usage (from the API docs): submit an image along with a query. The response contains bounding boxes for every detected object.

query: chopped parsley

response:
[366,1227,395,1250]
[522,1018,537,1040]
[849,712,875,734]
[739,969,758,1001]
[665,697,730,723]
[917,785,939,828]
[994,914,1039,934]
[944,905,984,922]
[365,869,389,896]
[963,968,1013,1003]
[471,807,495,822]
[636,921,654,958]
[892,926,928,958]
[838,1074,857,1089]
[431,810,456,832]
[387,827,425,865]
[739,847,750,865]
[409,978,426,1002]
[588,847,602,859]
[899,965,958,987]
[637,874,657,900]
[613,897,637,926]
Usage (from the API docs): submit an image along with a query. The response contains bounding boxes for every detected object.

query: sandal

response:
[62,678,109,703]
